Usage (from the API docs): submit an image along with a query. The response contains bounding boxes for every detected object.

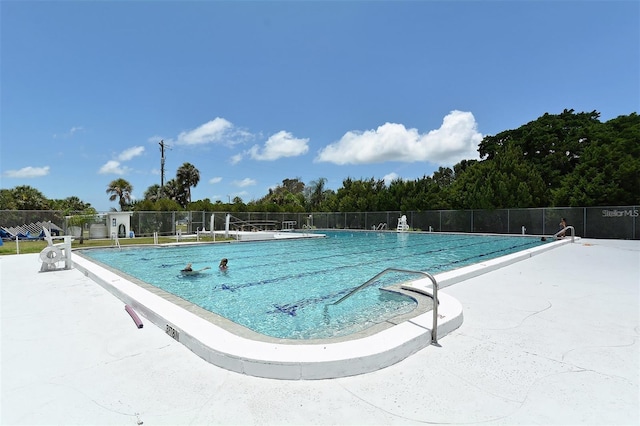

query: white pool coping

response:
[71,236,570,379]
[190,230,326,242]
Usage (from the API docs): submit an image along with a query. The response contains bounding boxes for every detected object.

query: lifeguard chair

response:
[397,215,410,232]
[39,227,73,271]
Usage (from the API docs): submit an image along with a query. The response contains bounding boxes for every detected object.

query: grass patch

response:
[0,235,233,255]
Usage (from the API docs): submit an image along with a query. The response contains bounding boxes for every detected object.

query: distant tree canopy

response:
[2,110,638,212]
[476,109,639,207]
[1,185,51,210]
[550,113,640,206]
[49,196,94,214]
[135,162,201,209]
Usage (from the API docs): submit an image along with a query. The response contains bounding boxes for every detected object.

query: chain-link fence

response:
[1,206,638,240]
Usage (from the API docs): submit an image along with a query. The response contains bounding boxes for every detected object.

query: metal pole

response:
[159,140,166,189]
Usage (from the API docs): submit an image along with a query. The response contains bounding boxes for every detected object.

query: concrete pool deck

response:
[1,238,638,424]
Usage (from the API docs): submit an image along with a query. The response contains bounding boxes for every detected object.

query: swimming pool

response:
[81,231,547,340]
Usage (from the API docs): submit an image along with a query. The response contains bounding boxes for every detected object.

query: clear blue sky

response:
[2,0,638,211]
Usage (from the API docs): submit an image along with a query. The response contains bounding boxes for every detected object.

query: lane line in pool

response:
[269,288,352,316]
[211,236,497,293]
[255,239,541,318]
[224,234,478,271]
[428,239,540,272]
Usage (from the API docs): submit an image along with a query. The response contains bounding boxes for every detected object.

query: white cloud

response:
[230,153,244,165]
[172,118,256,147]
[53,126,83,139]
[383,172,401,185]
[176,117,234,145]
[247,131,309,161]
[118,146,145,161]
[315,110,482,166]
[232,178,257,187]
[98,146,143,175]
[3,166,50,178]
[98,160,129,175]
[209,177,223,184]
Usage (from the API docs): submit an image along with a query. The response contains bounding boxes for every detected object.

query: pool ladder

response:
[553,225,575,242]
[331,268,440,346]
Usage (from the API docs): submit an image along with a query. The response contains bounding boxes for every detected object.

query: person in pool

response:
[219,258,228,270]
[181,263,210,276]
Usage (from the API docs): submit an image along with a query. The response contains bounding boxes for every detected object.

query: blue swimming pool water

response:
[82,231,546,339]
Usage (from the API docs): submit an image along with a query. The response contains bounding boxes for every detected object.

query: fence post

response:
[471,210,474,233]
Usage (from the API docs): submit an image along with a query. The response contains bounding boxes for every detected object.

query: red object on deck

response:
[125,304,143,329]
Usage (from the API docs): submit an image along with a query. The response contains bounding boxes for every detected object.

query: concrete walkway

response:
[1,238,638,425]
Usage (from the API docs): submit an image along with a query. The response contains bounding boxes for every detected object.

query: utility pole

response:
[159,140,172,200]
[159,140,167,188]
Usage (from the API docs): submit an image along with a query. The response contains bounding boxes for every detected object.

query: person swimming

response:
[181,263,211,276]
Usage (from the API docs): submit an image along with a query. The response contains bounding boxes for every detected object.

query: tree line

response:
[1,110,638,214]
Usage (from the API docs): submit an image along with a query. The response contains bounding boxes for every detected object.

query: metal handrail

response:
[331,268,439,345]
[227,214,272,232]
[553,225,575,242]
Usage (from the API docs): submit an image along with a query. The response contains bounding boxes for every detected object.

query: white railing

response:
[553,225,576,243]
[330,268,440,346]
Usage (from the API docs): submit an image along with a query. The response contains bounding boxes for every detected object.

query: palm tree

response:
[163,178,185,207]
[307,177,327,210]
[10,185,51,210]
[177,162,200,206]
[106,178,133,211]
[143,184,162,202]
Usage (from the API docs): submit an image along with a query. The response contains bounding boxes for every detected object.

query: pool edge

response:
[72,254,462,380]
[71,237,569,380]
